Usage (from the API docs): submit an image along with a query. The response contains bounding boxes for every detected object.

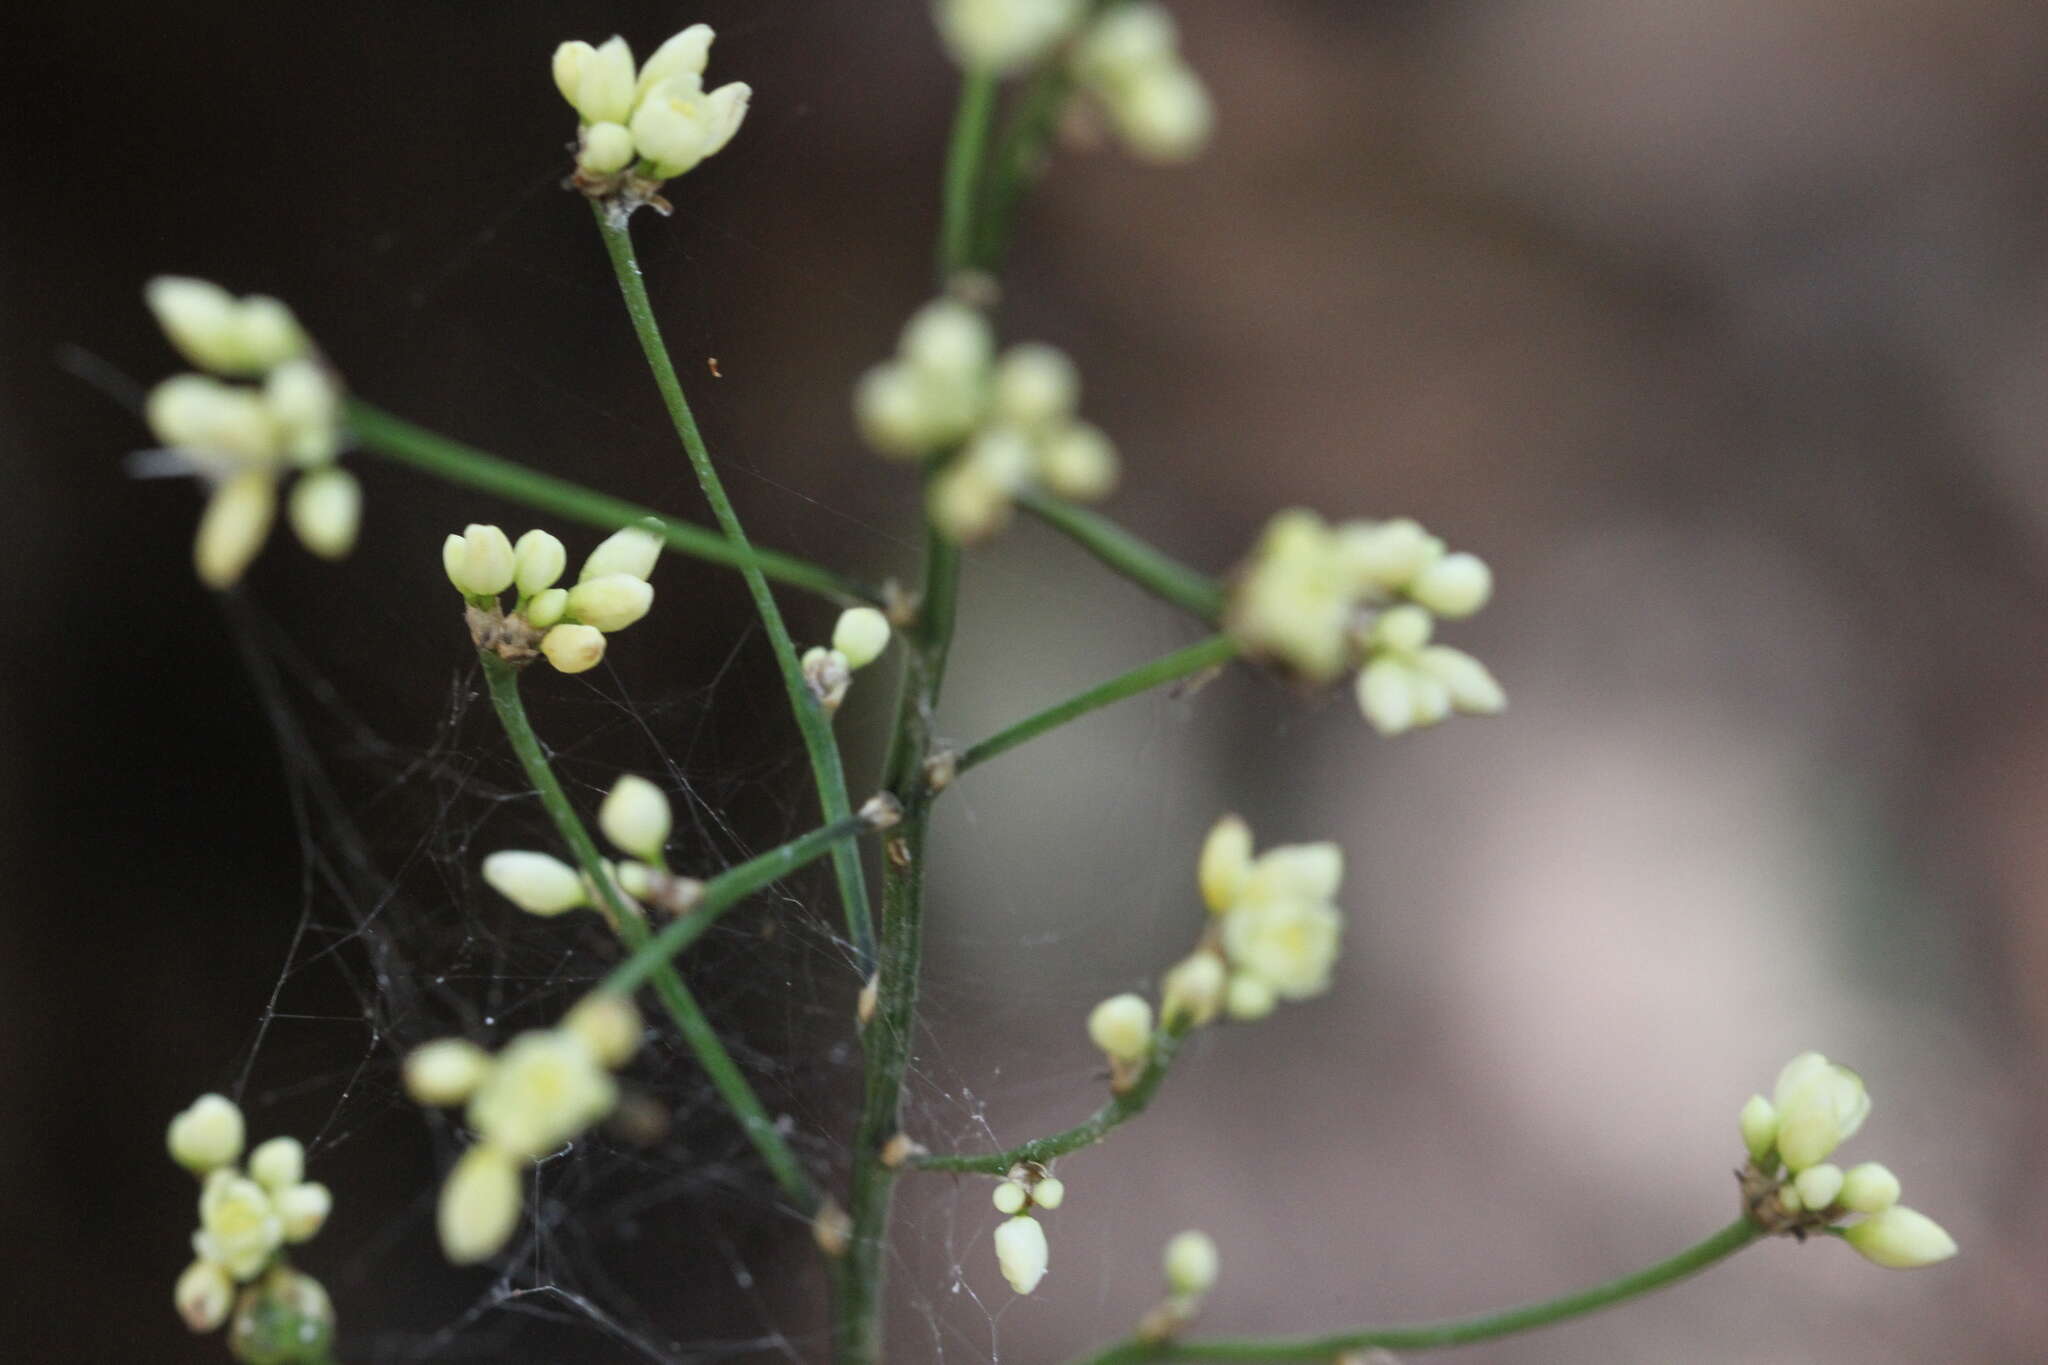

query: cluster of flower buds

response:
[1070,4,1213,163]
[553,25,749,206]
[140,278,357,588]
[405,994,642,1264]
[483,772,703,921]
[1737,1052,1957,1270]
[166,1095,335,1351]
[990,1163,1067,1294]
[1226,510,1503,737]
[802,606,894,715]
[1135,1229,1220,1341]
[935,0,1085,75]
[446,523,659,674]
[855,298,1120,542]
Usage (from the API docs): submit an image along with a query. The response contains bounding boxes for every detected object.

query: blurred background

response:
[5,0,2045,1360]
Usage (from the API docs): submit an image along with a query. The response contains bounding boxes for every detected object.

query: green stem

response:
[971,60,1076,271]
[346,399,874,605]
[1069,1218,1766,1363]
[955,634,1239,780]
[478,651,817,1210]
[940,69,1000,279]
[912,1022,1188,1174]
[590,202,877,974]
[1018,488,1226,622]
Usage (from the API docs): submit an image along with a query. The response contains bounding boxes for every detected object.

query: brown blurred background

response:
[4,0,2045,1360]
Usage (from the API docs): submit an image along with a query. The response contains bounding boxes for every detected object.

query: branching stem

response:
[1019,488,1226,622]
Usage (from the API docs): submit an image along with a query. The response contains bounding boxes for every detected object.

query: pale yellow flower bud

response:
[287,468,360,560]
[1224,972,1276,1022]
[1110,61,1213,163]
[1161,950,1227,1028]
[1357,657,1421,737]
[175,1258,235,1333]
[1772,1053,1869,1173]
[1371,604,1433,655]
[1794,1163,1844,1212]
[581,526,662,582]
[248,1137,304,1193]
[195,471,278,589]
[262,359,341,465]
[578,120,637,174]
[513,529,568,596]
[168,1094,246,1174]
[902,298,995,381]
[438,1143,523,1265]
[1087,993,1154,1062]
[466,1029,617,1158]
[993,1214,1051,1294]
[928,463,1013,543]
[1031,1176,1065,1210]
[937,0,1084,75]
[1198,815,1253,912]
[568,573,654,631]
[526,587,570,629]
[1839,1162,1902,1215]
[145,277,306,376]
[598,774,671,862]
[575,35,637,126]
[563,995,643,1070]
[553,40,595,109]
[1739,1094,1778,1167]
[1409,551,1493,619]
[631,76,751,178]
[1073,4,1177,86]
[542,623,608,673]
[482,850,588,917]
[1843,1206,1957,1269]
[1334,518,1442,596]
[233,296,307,375]
[855,363,952,458]
[1039,422,1120,501]
[277,1181,332,1243]
[635,24,715,103]
[1414,645,1506,716]
[991,343,1079,430]
[993,1180,1028,1215]
[148,374,281,469]
[444,523,516,597]
[405,1038,494,1107]
[832,607,892,670]
[1163,1229,1218,1296]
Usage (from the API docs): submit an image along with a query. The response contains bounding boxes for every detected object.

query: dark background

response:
[5,1,2047,1361]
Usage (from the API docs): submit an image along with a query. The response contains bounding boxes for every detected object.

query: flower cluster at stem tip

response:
[1738,1052,1957,1270]
[445,522,659,674]
[1226,509,1505,737]
[856,297,1120,541]
[166,1095,336,1359]
[553,25,749,206]
[407,994,644,1265]
[140,279,358,589]
[991,1164,1068,1293]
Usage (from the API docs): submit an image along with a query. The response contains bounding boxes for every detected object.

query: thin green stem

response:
[940,69,1000,279]
[346,399,874,605]
[955,634,1239,780]
[478,651,817,1210]
[971,59,1076,271]
[591,202,877,974]
[1069,1218,1766,1364]
[913,1023,1188,1174]
[1018,488,1226,622]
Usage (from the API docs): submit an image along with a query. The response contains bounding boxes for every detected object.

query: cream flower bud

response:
[287,468,360,560]
[542,623,608,673]
[1371,604,1433,655]
[438,1143,523,1265]
[1739,1094,1779,1166]
[1199,816,1254,912]
[1031,1176,1066,1210]
[1840,1162,1902,1215]
[1224,972,1276,1021]
[1335,518,1442,595]
[1772,1053,1869,1173]
[1039,422,1120,501]
[553,40,595,109]
[1357,657,1420,737]
[568,573,654,632]
[444,524,516,597]
[993,1180,1028,1215]
[581,526,662,582]
[263,359,340,465]
[482,850,588,917]
[195,471,278,589]
[635,24,715,102]
[1087,993,1154,1062]
[576,35,637,126]
[248,1137,304,1193]
[147,375,267,468]
[928,464,1013,543]
[1220,896,1343,1000]
[902,298,994,381]
[147,277,237,370]
[598,774,670,862]
[277,1182,332,1242]
[513,529,568,595]
[937,0,1084,75]
[1794,1163,1844,1212]
[1161,951,1227,1028]
[1163,1229,1219,1297]
[466,1029,617,1159]
[197,1171,285,1280]
[526,587,569,629]
[1111,62,1213,163]
[991,344,1079,429]
[578,120,637,174]
[1414,645,1506,716]
[563,995,643,1070]
[175,1259,235,1333]
[405,1038,494,1107]
[1409,552,1493,619]
[994,1214,1051,1294]
[1243,841,1344,904]
[631,76,752,178]
[855,363,949,458]
[1843,1206,1958,1269]
[169,1094,246,1174]
[832,607,892,670]
[1227,510,1352,682]
[1074,3,1177,84]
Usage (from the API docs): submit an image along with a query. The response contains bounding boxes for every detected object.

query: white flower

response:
[405,1038,495,1107]
[832,607,892,670]
[993,1213,1051,1294]
[1163,1229,1218,1297]
[1225,511,1353,683]
[466,1030,617,1159]
[541,623,608,674]
[1220,895,1343,1000]
[566,573,655,631]
[286,468,360,561]
[195,1171,284,1280]
[174,1259,235,1333]
[1771,1052,1870,1173]
[482,850,588,917]
[1335,517,1443,597]
[634,25,715,104]
[599,774,671,862]
[631,75,751,179]
[1086,993,1154,1062]
[438,1143,523,1265]
[168,1094,246,1174]
[936,0,1085,75]
[1843,1206,1958,1270]
[145,277,306,377]
[580,526,662,582]
[1202,817,1346,1002]
[442,523,516,598]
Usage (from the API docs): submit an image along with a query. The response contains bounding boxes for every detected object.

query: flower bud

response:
[1031,1176,1066,1210]
[1772,1053,1869,1173]
[196,471,279,589]
[1163,1229,1219,1296]
[635,24,715,102]
[832,607,892,670]
[563,995,642,1070]
[437,1143,523,1265]
[482,850,588,916]
[992,1180,1028,1215]
[1110,61,1213,163]
[928,464,1013,543]
[247,1137,304,1193]
[580,526,662,582]
[566,573,653,632]
[1224,972,1276,1022]
[147,375,282,467]
[1039,422,1120,501]
[1087,993,1154,1062]
[993,1214,1050,1294]
[1334,518,1442,595]
[444,524,516,598]
[541,623,608,673]
[175,1258,235,1333]
[574,35,636,126]
[169,1094,246,1174]
[1408,552,1493,619]
[937,0,1083,74]
[991,343,1079,430]
[277,1182,332,1243]
[553,40,595,109]
[1370,604,1433,655]
[1199,815,1253,912]
[578,120,637,174]
[854,363,949,458]
[525,587,569,629]
[404,1038,494,1107]
[901,298,994,381]
[513,529,568,596]
[1794,1162,1844,1212]
[1356,657,1419,737]
[146,277,238,371]
[1739,1094,1778,1167]
[1414,645,1506,716]
[1074,3,1178,85]
[262,359,340,465]
[1161,950,1226,1028]
[286,468,360,561]
[1842,1206,1958,1269]
[598,774,671,862]
[1839,1162,1902,1215]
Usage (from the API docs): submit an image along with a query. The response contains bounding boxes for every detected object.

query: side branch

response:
[1019,488,1226,622]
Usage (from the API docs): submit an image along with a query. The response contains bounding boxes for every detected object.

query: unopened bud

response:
[286,468,360,560]
[277,1182,333,1243]
[1160,951,1226,1029]
[993,1214,1050,1294]
[248,1138,304,1193]
[813,1198,853,1258]
[437,1144,523,1265]
[168,1095,246,1174]
[832,606,892,670]
[1087,993,1154,1062]
[175,1258,235,1333]
[1163,1229,1219,1296]
[563,995,642,1070]
[444,524,516,598]
[1839,1162,1902,1215]
[1030,1176,1065,1210]
[513,529,568,596]
[599,774,671,862]
[580,526,662,582]
[482,850,588,916]
[567,574,654,632]
[1408,552,1493,619]
[1843,1206,1958,1270]
[541,623,607,673]
[1739,1094,1779,1167]
[405,1038,493,1107]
